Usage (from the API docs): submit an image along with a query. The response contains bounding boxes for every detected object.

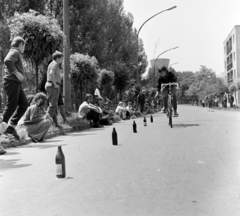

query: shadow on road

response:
[43,139,64,143]
[173,123,200,128]
[0,159,32,170]
[21,143,67,149]
[69,133,97,137]
[2,152,20,156]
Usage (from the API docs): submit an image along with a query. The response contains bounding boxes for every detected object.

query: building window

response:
[228,70,233,83]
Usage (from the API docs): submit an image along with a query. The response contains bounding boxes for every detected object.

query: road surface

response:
[1,105,240,216]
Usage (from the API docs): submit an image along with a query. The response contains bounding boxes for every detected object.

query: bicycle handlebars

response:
[161,82,179,92]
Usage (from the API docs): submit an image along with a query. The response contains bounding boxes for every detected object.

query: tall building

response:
[223,25,240,106]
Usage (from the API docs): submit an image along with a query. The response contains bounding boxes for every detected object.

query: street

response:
[1,105,240,216]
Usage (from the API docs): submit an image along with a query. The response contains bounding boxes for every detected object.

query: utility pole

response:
[63,0,71,111]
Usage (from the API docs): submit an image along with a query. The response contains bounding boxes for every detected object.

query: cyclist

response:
[154,66,179,117]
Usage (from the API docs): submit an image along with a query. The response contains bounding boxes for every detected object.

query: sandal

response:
[0,146,6,155]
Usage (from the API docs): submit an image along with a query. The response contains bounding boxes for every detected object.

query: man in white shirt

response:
[94,83,102,99]
[78,94,103,128]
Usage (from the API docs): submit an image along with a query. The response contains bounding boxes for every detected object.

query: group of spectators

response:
[199,93,235,109]
[0,36,67,155]
[78,93,139,128]
[0,36,180,155]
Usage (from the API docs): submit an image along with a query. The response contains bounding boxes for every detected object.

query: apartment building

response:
[223,25,240,106]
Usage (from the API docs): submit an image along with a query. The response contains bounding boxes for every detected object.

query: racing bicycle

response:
[161,82,179,128]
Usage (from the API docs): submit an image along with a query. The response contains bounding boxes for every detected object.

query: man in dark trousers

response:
[229,94,234,108]
[155,66,179,117]
[45,51,63,122]
[137,90,145,113]
[3,36,28,139]
[38,60,68,126]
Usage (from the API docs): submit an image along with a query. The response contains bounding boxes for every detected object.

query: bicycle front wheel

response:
[169,107,172,127]
[168,97,173,128]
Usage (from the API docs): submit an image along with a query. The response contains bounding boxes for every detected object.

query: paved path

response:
[1,105,240,216]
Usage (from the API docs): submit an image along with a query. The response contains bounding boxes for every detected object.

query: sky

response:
[123,0,240,76]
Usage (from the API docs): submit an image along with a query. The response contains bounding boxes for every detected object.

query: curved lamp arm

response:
[137,6,177,36]
[153,46,178,70]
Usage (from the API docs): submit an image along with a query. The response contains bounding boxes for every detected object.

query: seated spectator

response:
[0,117,8,155]
[27,94,35,106]
[22,92,53,143]
[126,102,137,119]
[99,100,114,126]
[115,101,130,120]
[95,97,113,126]
[78,94,103,128]
[144,99,151,114]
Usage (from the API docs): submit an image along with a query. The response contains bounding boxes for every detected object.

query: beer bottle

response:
[133,121,137,133]
[150,115,153,123]
[112,127,118,145]
[56,146,66,178]
[143,117,147,126]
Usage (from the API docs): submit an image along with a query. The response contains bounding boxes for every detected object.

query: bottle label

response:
[56,164,62,175]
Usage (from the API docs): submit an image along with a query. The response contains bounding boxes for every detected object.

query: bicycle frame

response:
[161,82,179,128]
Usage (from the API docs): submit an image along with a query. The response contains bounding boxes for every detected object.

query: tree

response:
[137,38,148,80]
[70,53,99,107]
[185,66,228,101]
[113,62,129,101]
[98,69,115,100]
[8,10,66,92]
[17,0,47,14]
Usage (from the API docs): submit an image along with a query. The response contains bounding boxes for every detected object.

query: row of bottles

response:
[56,115,154,178]
[113,115,154,144]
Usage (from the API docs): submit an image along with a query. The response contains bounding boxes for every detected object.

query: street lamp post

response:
[63,0,71,112]
[153,46,178,88]
[136,6,177,85]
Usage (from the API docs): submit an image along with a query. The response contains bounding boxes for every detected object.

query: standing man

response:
[223,93,227,108]
[3,36,28,139]
[229,94,234,108]
[137,90,145,113]
[45,51,63,120]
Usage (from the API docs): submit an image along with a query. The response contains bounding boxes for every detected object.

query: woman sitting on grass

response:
[22,92,53,142]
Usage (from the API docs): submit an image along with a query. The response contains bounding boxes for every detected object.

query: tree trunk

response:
[80,85,83,104]
[0,53,6,110]
[35,61,38,93]
[119,90,122,101]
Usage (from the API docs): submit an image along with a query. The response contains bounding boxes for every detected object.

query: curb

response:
[1,110,161,149]
[1,126,91,149]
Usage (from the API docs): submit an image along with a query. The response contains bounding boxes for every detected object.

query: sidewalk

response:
[189,104,240,112]
[1,122,91,149]
[1,109,160,150]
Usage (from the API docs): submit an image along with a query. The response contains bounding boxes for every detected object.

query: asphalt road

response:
[1,105,240,216]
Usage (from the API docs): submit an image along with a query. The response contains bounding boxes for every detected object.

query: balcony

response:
[227,46,232,55]
[227,62,233,71]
